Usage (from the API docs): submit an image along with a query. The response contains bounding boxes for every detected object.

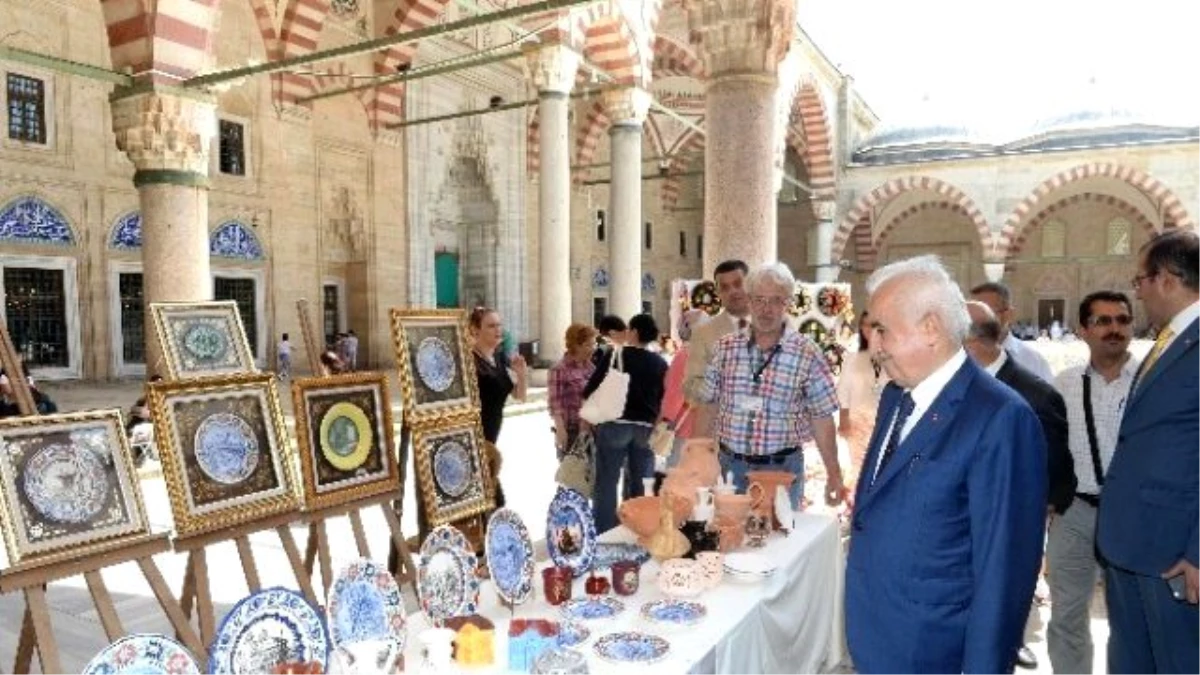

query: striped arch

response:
[573,1,651,88]
[1005,192,1160,261]
[661,129,705,206]
[573,100,610,182]
[875,201,973,253]
[370,0,455,129]
[100,0,222,83]
[832,176,993,264]
[998,162,1196,255]
[527,107,541,174]
[787,81,836,202]
[651,35,703,79]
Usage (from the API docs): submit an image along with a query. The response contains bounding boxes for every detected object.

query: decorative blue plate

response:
[432,440,470,497]
[640,599,707,626]
[593,631,670,664]
[415,337,456,392]
[557,621,590,647]
[183,323,229,362]
[545,487,597,578]
[23,443,111,523]
[84,634,199,674]
[560,597,624,622]
[193,413,259,485]
[327,559,406,652]
[485,508,534,605]
[417,525,480,623]
[208,587,329,674]
[591,542,650,570]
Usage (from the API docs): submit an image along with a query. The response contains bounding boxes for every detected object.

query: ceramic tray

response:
[208,588,329,674]
[327,559,406,651]
[485,508,535,605]
[83,634,199,675]
[545,487,596,577]
[417,524,480,622]
[593,631,670,664]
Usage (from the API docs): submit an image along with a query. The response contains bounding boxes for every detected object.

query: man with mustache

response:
[1046,291,1140,674]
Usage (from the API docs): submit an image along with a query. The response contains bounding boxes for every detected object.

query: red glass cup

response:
[585,571,610,596]
[611,560,641,596]
[542,566,573,605]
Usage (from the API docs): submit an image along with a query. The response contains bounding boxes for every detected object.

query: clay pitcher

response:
[713,483,764,525]
[677,438,721,486]
[746,470,795,519]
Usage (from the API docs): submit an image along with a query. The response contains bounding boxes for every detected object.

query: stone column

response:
[527,45,580,362]
[604,87,651,320]
[687,0,796,273]
[809,200,837,281]
[984,261,1006,283]
[111,91,217,374]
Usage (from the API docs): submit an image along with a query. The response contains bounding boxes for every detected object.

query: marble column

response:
[984,261,1006,283]
[111,91,216,375]
[527,45,579,362]
[809,200,837,282]
[604,87,651,320]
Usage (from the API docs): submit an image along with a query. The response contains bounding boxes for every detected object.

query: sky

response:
[797,0,1200,137]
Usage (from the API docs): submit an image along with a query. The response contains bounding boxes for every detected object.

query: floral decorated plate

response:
[560,597,624,622]
[83,634,199,674]
[593,631,670,664]
[415,337,456,393]
[640,599,707,627]
[690,281,721,316]
[557,621,590,647]
[208,588,329,674]
[591,542,650,570]
[485,508,535,605]
[327,559,406,652]
[417,524,480,623]
[545,487,596,578]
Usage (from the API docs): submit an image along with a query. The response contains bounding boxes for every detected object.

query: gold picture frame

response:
[410,411,495,528]
[388,308,479,424]
[291,371,401,511]
[148,373,298,539]
[150,300,256,380]
[0,410,149,568]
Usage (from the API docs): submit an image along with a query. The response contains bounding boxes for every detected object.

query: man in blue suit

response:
[1097,229,1199,673]
[845,255,1047,673]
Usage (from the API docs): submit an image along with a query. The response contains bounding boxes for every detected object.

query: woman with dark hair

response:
[836,310,889,487]
[469,306,528,506]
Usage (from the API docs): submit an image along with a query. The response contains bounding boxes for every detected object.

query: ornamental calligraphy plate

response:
[545,487,596,578]
[415,337,457,393]
[327,559,406,652]
[23,443,110,524]
[208,588,329,674]
[485,508,534,605]
[83,634,199,675]
[417,525,480,623]
[193,413,259,485]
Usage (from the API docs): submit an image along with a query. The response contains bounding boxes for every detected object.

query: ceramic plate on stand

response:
[593,631,670,664]
[327,559,406,652]
[545,487,597,577]
[208,588,329,674]
[83,634,199,675]
[485,508,535,605]
[417,524,480,623]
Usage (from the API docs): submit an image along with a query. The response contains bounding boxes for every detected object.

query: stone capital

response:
[111,91,216,175]
[524,44,581,95]
[685,0,796,77]
[601,87,652,126]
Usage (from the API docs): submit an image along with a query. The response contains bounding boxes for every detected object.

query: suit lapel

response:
[1129,319,1199,408]
[853,383,901,508]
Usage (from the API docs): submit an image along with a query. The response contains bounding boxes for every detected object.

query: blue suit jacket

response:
[845,358,1048,673]
[1098,318,1199,575]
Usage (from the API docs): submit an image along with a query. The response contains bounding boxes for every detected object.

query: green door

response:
[435,252,460,308]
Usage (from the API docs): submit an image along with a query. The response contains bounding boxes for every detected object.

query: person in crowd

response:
[836,310,890,488]
[1097,229,1199,674]
[583,313,667,533]
[684,259,751,409]
[277,333,292,380]
[344,329,359,371]
[965,299,1075,670]
[693,262,844,509]
[1047,290,1139,674]
[658,309,709,468]
[0,356,57,416]
[548,323,597,460]
[592,315,627,367]
[845,255,1046,673]
[319,346,346,375]
[470,306,528,508]
[971,281,1055,382]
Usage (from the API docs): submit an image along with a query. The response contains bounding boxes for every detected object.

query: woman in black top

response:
[583,313,667,533]
[470,307,527,506]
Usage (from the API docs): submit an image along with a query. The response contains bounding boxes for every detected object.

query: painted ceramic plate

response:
[417,525,480,623]
[561,597,624,622]
[722,552,779,579]
[208,587,329,674]
[640,599,707,626]
[83,634,199,675]
[415,337,456,393]
[183,323,229,362]
[591,542,650,570]
[485,508,534,605]
[319,402,373,472]
[545,487,597,578]
[557,621,590,648]
[23,443,110,524]
[432,440,470,497]
[798,319,828,345]
[593,631,670,664]
[327,559,406,652]
[193,413,259,485]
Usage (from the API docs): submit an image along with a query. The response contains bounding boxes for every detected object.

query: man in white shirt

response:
[971,282,1055,382]
[684,260,751,429]
[1048,290,1139,674]
[277,333,292,380]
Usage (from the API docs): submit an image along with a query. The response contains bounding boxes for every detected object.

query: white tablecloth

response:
[401,513,844,673]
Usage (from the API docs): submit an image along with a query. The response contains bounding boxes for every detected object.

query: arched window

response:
[0,196,74,245]
[210,220,265,260]
[1107,217,1131,256]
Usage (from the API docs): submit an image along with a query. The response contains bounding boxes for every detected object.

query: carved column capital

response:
[111,91,216,176]
[685,0,796,79]
[602,87,652,126]
[524,43,581,95]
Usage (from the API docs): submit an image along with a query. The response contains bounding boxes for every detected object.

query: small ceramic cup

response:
[611,560,641,596]
[696,551,723,589]
[657,558,704,597]
[542,566,573,606]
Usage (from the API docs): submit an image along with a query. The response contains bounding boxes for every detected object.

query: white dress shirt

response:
[872,349,968,480]
[1161,300,1200,352]
[1003,333,1054,383]
[983,349,1008,377]
[1053,356,1140,495]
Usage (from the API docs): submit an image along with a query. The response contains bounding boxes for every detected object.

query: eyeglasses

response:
[1088,314,1133,327]
[750,295,789,309]
[1131,273,1158,289]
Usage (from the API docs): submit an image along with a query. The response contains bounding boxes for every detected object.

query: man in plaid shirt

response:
[695,262,845,508]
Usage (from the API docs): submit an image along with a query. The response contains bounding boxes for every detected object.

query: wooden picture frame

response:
[148,373,298,538]
[0,410,149,568]
[150,301,256,380]
[388,309,479,424]
[291,371,401,511]
[410,412,494,528]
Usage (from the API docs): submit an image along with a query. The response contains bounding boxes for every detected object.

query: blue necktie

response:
[875,392,915,481]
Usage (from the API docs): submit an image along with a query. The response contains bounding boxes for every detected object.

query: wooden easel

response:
[298,492,418,599]
[296,299,323,377]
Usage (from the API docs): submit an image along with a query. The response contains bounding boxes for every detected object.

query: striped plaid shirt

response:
[696,327,839,455]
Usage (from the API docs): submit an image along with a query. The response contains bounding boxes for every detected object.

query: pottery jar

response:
[542,566,573,606]
[611,560,640,596]
[696,551,723,589]
[746,470,795,519]
[618,495,691,538]
[656,558,704,598]
[710,516,746,552]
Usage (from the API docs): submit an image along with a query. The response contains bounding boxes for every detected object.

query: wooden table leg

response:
[138,557,205,660]
[25,585,62,673]
[277,525,318,607]
[83,570,125,641]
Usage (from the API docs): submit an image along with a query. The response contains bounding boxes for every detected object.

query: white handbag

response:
[579,347,630,425]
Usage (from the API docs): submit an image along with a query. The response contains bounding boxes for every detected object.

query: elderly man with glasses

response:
[693,262,845,509]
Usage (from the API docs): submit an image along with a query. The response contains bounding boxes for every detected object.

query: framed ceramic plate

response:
[417,524,480,623]
[593,631,670,665]
[545,487,596,578]
[387,309,478,423]
[83,634,199,675]
[291,372,400,511]
[640,599,707,627]
[327,559,406,652]
[485,508,534,605]
[148,373,297,539]
[150,301,256,380]
[561,597,624,622]
[0,410,149,567]
[208,587,329,674]
[410,412,494,528]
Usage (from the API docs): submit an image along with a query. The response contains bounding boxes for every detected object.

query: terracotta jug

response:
[618,495,690,538]
[746,470,795,519]
[677,438,722,485]
[714,483,764,525]
[710,515,745,552]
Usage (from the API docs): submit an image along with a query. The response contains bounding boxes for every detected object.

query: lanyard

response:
[751,344,782,385]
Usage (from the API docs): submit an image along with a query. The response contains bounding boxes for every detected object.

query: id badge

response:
[739,395,764,413]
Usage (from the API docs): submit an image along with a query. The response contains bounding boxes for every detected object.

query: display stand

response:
[0,534,203,674]
[298,492,418,600]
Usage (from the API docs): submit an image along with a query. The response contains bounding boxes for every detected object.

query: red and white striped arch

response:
[660,127,704,205]
[997,162,1197,256]
[573,100,610,181]
[786,81,835,202]
[238,0,336,107]
[1005,192,1161,261]
[101,0,223,83]
[651,34,703,79]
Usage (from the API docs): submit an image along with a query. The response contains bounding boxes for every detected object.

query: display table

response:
[400,512,844,673]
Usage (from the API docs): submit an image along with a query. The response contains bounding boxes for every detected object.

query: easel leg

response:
[83,570,125,641]
[235,536,262,593]
[137,557,205,660]
[276,525,318,606]
[191,548,216,645]
[303,523,319,578]
[315,520,334,599]
[179,551,196,621]
[13,604,35,674]
[348,510,371,558]
[25,585,62,673]
[382,505,417,595]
